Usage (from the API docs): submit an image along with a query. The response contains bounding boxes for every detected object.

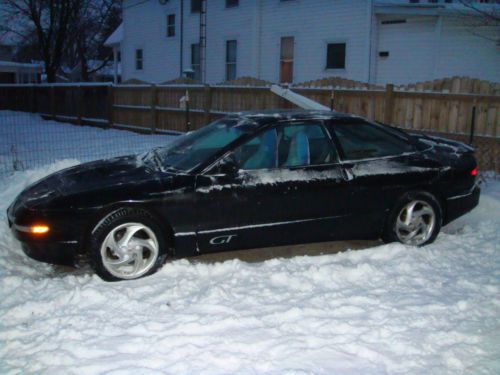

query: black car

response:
[7,110,480,281]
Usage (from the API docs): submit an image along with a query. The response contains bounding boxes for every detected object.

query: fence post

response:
[50,85,56,120]
[384,83,394,124]
[203,84,212,124]
[76,85,83,125]
[30,85,36,113]
[185,89,191,132]
[107,85,114,127]
[150,84,157,133]
[469,105,476,145]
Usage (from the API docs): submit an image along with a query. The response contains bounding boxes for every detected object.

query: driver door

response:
[195,121,354,253]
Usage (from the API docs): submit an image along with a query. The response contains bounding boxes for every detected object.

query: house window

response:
[280,36,294,83]
[167,14,175,37]
[135,49,143,70]
[191,43,201,80]
[326,43,346,69]
[191,0,202,13]
[226,40,237,81]
[226,0,239,7]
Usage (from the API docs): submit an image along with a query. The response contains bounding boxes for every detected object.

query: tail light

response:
[470,167,478,177]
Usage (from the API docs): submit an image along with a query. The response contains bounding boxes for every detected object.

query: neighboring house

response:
[67,59,121,82]
[0,61,43,84]
[114,0,500,85]
[0,11,42,83]
[104,23,124,83]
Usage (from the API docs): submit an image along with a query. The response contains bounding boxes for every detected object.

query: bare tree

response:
[66,0,121,81]
[1,0,120,82]
[2,0,82,82]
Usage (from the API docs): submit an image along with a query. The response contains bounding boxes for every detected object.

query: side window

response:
[326,43,346,70]
[332,121,414,160]
[232,122,336,170]
[234,128,279,170]
[135,49,143,70]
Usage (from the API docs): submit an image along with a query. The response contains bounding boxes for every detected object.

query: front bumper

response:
[20,240,79,266]
[7,204,83,266]
[444,185,481,225]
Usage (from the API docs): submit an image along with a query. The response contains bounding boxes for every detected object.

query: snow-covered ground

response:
[1,111,499,374]
[0,110,176,176]
[0,162,499,374]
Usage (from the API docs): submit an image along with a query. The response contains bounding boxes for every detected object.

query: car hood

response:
[12,155,166,209]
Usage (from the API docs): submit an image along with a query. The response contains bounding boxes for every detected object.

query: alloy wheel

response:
[395,200,436,246]
[100,222,159,279]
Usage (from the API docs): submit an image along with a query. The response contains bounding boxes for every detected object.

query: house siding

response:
[435,18,500,83]
[374,15,500,85]
[257,0,371,84]
[120,0,499,85]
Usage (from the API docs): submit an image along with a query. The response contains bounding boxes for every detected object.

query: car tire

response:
[89,208,167,281]
[382,191,442,247]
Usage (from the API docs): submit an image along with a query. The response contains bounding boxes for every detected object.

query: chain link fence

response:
[0,110,178,178]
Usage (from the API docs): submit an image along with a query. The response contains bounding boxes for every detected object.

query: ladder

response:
[199,0,207,83]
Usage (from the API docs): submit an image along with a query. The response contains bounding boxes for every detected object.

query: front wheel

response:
[90,208,167,281]
[383,192,442,246]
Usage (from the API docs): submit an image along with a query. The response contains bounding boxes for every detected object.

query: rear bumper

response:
[444,185,480,225]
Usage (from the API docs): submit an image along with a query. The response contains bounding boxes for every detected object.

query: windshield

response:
[145,118,257,171]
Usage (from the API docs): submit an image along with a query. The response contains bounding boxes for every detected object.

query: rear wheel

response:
[90,208,167,281]
[383,192,442,246]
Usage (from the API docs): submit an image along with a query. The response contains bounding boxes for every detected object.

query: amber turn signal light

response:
[31,225,50,234]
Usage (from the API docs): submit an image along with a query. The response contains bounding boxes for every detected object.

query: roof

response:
[104,23,123,47]
[0,60,43,72]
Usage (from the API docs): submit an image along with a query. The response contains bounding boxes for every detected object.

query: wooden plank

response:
[50,86,56,119]
[203,84,212,124]
[150,84,157,133]
[384,84,394,124]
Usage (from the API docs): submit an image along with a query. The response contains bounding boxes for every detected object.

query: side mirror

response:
[218,155,239,176]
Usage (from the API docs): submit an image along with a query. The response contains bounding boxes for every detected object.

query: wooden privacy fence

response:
[0,82,499,170]
[1,82,498,137]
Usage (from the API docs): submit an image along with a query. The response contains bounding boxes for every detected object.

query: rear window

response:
[332,121,414,160]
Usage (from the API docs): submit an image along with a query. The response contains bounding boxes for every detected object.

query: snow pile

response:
[0,110,176,175]
[0,164,499,374]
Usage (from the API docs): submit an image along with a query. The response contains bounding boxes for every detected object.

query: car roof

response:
[228,109,360,124]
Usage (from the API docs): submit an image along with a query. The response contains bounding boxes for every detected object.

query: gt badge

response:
[209,234,237,245]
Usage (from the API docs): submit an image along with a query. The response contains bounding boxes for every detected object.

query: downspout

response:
[256,0,263,79]
[433,15,443,80]
[367,0,374,84]
[180,0,184,77]
[113,47,118,84]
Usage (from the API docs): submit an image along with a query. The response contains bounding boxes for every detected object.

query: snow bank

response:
[0,164,499,374]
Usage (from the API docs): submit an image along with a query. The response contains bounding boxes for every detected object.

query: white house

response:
[113,0,500,85]
[0,61,43,84]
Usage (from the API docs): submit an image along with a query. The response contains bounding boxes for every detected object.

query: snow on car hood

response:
[12,155,162,209]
